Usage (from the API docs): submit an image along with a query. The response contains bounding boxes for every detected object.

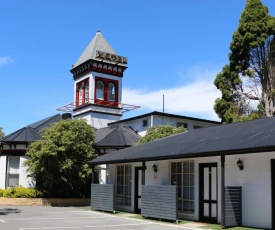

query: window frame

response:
[107,82,116,102]
[115,164,132,207]
[75,78,89,106]
[95,80,104,100]
[170,160,194,213]
[6,156,20,188]
[95,77,118,104]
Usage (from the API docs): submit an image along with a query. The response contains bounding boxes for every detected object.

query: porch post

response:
[142,161,146,185]
[221,155,225,228]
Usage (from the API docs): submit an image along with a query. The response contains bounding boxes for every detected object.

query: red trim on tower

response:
[95,76,118,107]
[81,81,85,104]
[75,78,89,107]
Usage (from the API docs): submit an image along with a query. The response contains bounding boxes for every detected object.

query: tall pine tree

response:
[214,0,275,123]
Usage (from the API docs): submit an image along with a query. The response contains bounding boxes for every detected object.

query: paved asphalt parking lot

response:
[0,206,197,230]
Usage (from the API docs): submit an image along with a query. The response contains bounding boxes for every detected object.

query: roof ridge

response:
[121,126,140,138]
[0,127,26,142]
[96,126,118,145]
[119,126,127,146]
[32,114,60,131]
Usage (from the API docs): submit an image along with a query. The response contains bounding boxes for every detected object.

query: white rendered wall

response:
[74,112,121,129]
[117,115,219,136]
[224,153,273,229]
[19,157,35,188]
[106,152,274,229]
[0,156,7,189]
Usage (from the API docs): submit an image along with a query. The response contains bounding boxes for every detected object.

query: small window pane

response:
[190,174,194,186]
[183,187,190,199]
[96,81,104,100]
[177,174,182,185]
[108,83,115,101]
[85,82,89,101]
[171,163,176,173]
[183,161,189,173]
[177,162,182,173]
[171,175,177,185]
[178,200,182,210]
[177,187,182,198]
[183,174,190,186]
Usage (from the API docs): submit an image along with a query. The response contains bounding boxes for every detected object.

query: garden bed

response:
[0,197,90,206]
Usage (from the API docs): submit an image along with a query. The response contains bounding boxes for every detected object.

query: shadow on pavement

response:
[0,208,21,215]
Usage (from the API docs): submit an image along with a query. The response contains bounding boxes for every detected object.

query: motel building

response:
[3,30,275,229]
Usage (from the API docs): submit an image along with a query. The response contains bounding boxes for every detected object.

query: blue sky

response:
[1,0,275,135]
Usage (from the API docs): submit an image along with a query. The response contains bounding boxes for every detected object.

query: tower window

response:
[85,81,89,102]
[94,77,118,105]
[96,81,104,100]
[75,78,89,107]
[79,84,83,105]
[108,83,115,101]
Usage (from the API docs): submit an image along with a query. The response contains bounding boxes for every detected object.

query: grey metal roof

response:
[91,116,275,164]
[0,114,62,143]
[109,111,221,125]
[94,125,140,147]
[72,30,117,68]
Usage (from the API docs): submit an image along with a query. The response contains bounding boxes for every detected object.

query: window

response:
[94,77,118,104]
[6,156,20,188]
[171,161,194,212]
[116,165,132,206]
[108,83,115,101]
[177,122,188,129]
[143,120,148,127]
[85,81,89,102]
[96,81,104,100]
[79,85,83,105]
[75,78,89,106]
[194,125,203,129]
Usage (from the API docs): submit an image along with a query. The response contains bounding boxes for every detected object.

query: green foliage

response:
[3,187,42,198]
[0,127,4,138]
[3,187,16,198]
[214,0,275,123]
[24,118,95,198]
[0,189,4,197]
[136,124,186,144]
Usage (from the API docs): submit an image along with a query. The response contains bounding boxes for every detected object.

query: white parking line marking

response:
[19,222,153,230]
[3,216,112,221]
[0,219,6,223]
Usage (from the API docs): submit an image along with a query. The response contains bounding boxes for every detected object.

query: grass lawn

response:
[125,214,263,230]
[199,223,263,230]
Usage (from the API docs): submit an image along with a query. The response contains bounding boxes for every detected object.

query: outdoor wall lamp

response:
[152,163,158,173]
[237,159,244,170]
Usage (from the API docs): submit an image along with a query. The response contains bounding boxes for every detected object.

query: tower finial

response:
[97,29,101,33]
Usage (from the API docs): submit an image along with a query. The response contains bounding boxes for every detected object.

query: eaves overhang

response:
[89,145,275,165]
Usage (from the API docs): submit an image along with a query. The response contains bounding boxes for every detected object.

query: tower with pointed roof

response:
[69,30,129,129]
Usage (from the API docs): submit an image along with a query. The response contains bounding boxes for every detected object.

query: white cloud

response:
[123,66,222,121]
[0,56,13,66]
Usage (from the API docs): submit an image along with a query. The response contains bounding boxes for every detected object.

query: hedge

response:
[2,187,42,198]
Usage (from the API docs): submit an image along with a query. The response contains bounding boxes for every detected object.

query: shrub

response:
[3,187,16,198]
[0,189,4,197]
[3,187,43,198]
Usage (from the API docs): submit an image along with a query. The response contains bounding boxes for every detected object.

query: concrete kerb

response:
[0,197,90,206]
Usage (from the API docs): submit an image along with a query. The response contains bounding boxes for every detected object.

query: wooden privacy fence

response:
[225,186,242,227]
[141,185,178,223]
[91,184,115,213]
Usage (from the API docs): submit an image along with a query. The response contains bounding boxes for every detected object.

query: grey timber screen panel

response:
[91,184,114,212]
[225,186,242,227]
[141,185,178,222]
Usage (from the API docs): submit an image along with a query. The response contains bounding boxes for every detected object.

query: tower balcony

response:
[57,98,140,115]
